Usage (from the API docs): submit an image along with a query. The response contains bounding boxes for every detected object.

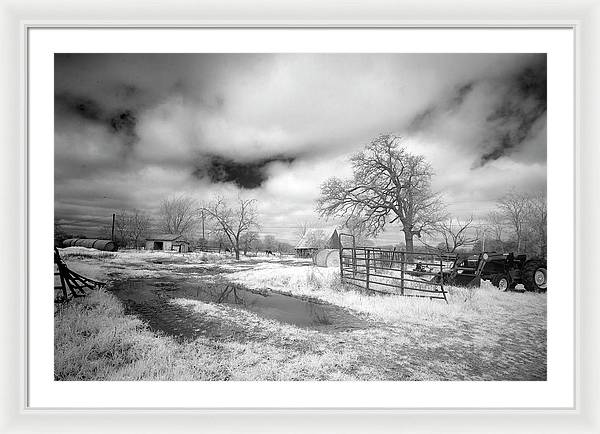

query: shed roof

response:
[146,233,183,241]
[295,227,339,249]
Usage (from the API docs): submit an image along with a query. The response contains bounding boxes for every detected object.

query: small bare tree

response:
[203,196,258,260]
[240,230,259,255]
[526,191,547,256]
[498,189,530,252]
[423,216,479,253]
[128,209,151,249]
[114,210,131,247]
[486,210,507,243]
[295,221,309,239]
[159,196,198,236]
[262,235,277,252]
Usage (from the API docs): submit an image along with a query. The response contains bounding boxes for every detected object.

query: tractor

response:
[436,252,547,292]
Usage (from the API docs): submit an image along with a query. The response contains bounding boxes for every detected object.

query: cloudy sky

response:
[54,53,546,245]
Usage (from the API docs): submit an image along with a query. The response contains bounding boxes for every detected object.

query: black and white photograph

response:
[53,53,548,382]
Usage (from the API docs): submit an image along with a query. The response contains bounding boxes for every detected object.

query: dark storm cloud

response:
[54,53,547,238]
[407,81,476,132]
[55,92,140,150]
[403,55,546,168]
[192,155,296,189]
[109,110,139,149]
[477,56,547,166]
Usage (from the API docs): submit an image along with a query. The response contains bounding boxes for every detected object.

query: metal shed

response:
[145,234,190,253]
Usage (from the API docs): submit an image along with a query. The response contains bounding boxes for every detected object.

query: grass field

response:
[55,248,546,381]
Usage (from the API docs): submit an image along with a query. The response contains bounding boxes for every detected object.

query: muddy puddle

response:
[109,278,368,341]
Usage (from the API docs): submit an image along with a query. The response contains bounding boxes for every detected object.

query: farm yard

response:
[54,247,546,381]
[53,54,549,386]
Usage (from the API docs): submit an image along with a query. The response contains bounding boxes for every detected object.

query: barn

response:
[295,227,341,258]
[145,234,190,253]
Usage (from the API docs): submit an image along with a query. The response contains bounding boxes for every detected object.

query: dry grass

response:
[59,248,117,260]
[225,264,547,380]
[227,265,545,326]
[54,289,377,381]
[55,250,547,381]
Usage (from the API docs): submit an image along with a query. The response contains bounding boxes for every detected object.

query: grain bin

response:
[62,238,117,252]
[313,249,340,268]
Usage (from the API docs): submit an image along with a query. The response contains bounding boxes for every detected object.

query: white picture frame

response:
[1,0,598,432]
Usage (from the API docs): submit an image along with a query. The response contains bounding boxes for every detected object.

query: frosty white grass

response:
[54,290,377,381]
[54,248,546,381]
[227,265,545,325]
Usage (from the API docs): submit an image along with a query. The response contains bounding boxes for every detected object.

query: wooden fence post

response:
[339,246,344,283]
[372,248,376,272]
[352,238,357,278]
[400,252,406,295]
[366,249,370,291]
[440,256,448,303]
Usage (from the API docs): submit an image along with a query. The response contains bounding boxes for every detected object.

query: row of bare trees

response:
[486,189,547,256]
[157,195,259,260]
[103,209,151,248]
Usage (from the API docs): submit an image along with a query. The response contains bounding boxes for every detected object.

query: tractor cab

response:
[445,253,488,287]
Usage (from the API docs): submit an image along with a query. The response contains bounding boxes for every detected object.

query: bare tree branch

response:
[128,209,150,249]
[159,196,199,236]
[498,189,530,252]
[421,216,479,253]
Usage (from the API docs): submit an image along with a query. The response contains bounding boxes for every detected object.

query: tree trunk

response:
[403,229,414,254]
[235,248,240,260]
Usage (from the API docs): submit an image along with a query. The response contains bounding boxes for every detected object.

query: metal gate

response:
[54,248,105,303]
[338,233,449,302]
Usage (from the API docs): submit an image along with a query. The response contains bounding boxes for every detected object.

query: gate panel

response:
[338,233,448,302]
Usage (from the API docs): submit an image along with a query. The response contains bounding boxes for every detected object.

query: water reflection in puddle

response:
[110,279,367,341]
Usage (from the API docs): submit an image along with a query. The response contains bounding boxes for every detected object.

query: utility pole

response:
[111,213,115,241]
[201,209,205,240]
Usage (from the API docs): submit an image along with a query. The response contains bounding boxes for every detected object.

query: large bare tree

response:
[317,134,445,252]
[203,196,258,260]
[159,196,199,236]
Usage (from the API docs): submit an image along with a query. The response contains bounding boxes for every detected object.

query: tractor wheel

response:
[523,259,547,292]
[492,274,511,292]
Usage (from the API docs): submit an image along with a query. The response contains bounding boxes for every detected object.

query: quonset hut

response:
[62,238,117,251]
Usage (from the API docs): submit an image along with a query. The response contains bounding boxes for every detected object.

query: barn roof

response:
[295,227,339,249]
[145,233,183,241]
